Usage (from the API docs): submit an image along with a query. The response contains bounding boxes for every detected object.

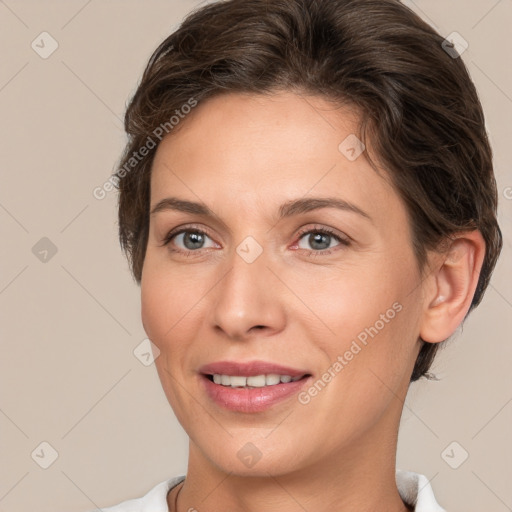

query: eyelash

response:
[295,225,350,255]
[159,224,350,257]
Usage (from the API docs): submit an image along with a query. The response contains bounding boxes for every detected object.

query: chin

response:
[190,431,316,479]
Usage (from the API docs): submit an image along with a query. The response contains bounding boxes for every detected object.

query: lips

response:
[198,360,312,413]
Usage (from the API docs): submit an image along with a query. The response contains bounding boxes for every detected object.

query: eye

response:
[174,231,216,250]
[160,227,218,253]
[160,224,350,256]
[295,226,350,254]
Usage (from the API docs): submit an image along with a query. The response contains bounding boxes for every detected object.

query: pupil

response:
[184,232,204,249]
[309,233,330,250]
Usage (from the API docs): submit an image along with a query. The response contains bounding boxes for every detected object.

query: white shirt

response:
[95,470,446,511]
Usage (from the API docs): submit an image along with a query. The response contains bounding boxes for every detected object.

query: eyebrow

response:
[150,196,372,223]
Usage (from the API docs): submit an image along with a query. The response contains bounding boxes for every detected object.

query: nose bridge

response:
[211,237,285,339]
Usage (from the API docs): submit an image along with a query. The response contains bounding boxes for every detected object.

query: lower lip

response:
[201,375,311,413]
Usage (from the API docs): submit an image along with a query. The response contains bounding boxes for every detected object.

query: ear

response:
[419,230,486,343]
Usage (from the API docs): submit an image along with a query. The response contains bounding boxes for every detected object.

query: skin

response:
[140,91,485,512]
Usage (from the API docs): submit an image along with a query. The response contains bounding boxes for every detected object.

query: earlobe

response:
[419,230,486,343]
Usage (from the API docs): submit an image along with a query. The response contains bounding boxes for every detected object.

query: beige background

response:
[0,1,511,511]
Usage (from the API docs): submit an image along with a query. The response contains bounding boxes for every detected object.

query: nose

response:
[210,245,287,341]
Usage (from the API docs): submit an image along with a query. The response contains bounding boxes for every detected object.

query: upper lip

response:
[199,360,310,378]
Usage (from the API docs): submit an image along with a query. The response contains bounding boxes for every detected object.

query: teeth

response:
[211,373,303,388]
[229,376,247,387]
[247,375,265,387]
[265,374,281,386]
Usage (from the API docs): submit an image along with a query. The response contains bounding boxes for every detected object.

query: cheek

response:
[297,252,419,368]
[140,264,203,422]
[141,263,186,349]
[290,261,397,332]
[140,258,214,354]
[141,276,172,348]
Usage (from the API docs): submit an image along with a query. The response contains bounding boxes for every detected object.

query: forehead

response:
[149,91,401,224]
[154,91,361,165]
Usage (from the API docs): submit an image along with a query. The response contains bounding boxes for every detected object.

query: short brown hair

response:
[115,0,502,382]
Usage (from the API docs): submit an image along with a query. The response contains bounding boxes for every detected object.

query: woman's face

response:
[141,91,427,476]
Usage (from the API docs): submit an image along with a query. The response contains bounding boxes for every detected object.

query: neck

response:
[172,402,412,512]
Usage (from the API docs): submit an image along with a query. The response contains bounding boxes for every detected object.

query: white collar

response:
[396,469,446,511]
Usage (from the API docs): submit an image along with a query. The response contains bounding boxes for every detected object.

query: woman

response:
[99,0,502,510]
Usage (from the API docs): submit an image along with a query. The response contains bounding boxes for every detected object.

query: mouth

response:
[198,361,312,412]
